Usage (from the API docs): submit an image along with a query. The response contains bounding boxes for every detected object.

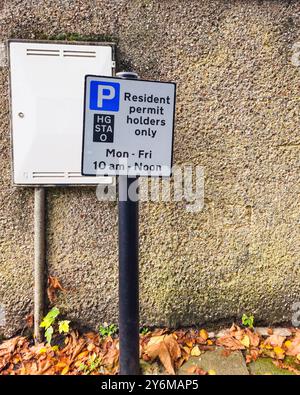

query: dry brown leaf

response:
[70,339,86,361]
[77,351,89,360]
[164,335,181,361]
[245,354,252,364]
[151,328,169,337]
[221,348,233,357]
[174,329,187,339]
[265,334,286,348]
[25,314,34,329]
[286,332,300,356]
[145,336,178,375]
[229,324,245,341]
[195,367,208,375]
[147,335,166,347]
[250,348,260,361]
[245,348,260,364]
[47,275,65,303]
[182,346,190,355]
[157,342,175,375]
[176,356,187,369]
[103,346,119,368]
[216,335,245,350]
[245,329,260,347]
[0,336,22,356]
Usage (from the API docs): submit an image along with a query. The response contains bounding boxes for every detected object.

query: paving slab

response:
[254,328,292,337]
[140,360,164,375]
[249,357,295,375]
[178,347,249,375]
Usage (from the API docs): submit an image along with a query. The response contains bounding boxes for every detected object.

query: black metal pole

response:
[117,71,140,375]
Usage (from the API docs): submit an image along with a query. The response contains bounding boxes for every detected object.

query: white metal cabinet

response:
[9,40,115,185]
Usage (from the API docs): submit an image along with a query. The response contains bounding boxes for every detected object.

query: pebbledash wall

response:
[0,0,300,337]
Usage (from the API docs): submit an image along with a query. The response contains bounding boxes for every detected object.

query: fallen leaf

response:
[25,314,34,329]
[250,349,260,361]
[240,335,250,348]
[147,335,166,347]
[265,334,286,348]
[146,341,175,375]
[87,343,95,352]
[47,276,65,303]
[164,335,181,361]
[145,335,180,375]
[61,366,69,375]
[77,351,89,360]
[195,367,208,375]
[286,332,300,357]
[208,369,216,375]
[182,346,190,355]
[199,329,208,341]
[221,348,232,357]
[190,346,201,356]
[56,362,68,368]
[274,346,285,360]
[229,324,245,341]
[216,335,245,350]
[284,340,292,349]
[246,354,252,364]
[245,329,260,347]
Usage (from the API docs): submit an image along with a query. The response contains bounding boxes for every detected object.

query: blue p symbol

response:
[89,81,120,112]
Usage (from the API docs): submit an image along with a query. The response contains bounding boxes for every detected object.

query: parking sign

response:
[81,75,176,177]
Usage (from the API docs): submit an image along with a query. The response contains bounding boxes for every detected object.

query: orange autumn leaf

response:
[145,334,181,375]
[61,366,69,375]
[76,351,89,360]
[199,329,208,341]
[274,346,285,360]
[47,276,65,303]
[216,335,245,351]
[245,329,260,347]
[264,334,286,348]
[285,332,300,357]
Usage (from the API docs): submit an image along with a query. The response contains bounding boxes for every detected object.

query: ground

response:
[0,323,300,375]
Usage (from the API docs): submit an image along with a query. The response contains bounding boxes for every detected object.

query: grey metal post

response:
[116,71,140,375]
[34,187,46,343]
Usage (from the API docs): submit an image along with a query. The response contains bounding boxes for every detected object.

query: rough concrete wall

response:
[0,0,300,337]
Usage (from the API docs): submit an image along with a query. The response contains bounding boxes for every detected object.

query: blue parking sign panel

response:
[89,81,120,111]
[82,75,176,177]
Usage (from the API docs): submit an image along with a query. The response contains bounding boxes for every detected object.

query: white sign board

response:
[9,40,115,185]
[82,76,176,177]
